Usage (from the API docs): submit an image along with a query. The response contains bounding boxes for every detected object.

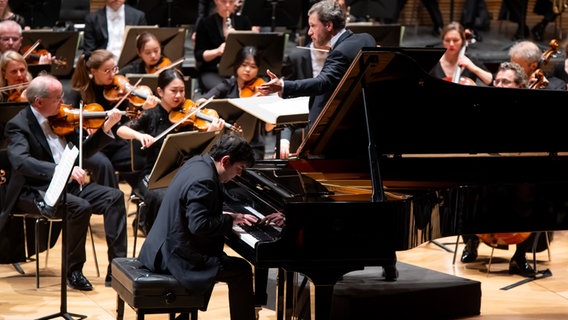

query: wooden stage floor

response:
[1,183,568,319]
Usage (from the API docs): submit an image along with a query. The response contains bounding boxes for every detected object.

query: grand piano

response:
[224,47,568,320]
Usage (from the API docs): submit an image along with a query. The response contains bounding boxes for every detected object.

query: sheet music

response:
[44,143,78,207]
[227,96,308,125]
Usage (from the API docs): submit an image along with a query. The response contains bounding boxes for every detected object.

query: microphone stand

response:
[166,0,174,27]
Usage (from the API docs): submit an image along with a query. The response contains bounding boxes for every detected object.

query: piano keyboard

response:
[230,205,282,248]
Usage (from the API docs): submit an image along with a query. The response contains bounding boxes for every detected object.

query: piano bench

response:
[111,257,205,320]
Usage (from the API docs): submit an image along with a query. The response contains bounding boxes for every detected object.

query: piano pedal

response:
[382,265,399,281]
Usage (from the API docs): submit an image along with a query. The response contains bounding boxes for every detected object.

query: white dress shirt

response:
[106,5,126,62]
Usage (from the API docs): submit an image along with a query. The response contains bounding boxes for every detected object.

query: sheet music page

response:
[44,143,78,207]
[228,96,308,125]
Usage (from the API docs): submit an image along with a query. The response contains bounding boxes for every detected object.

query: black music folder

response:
[21,30,79,77]
[218,31,285,77]
[147,131,220,190]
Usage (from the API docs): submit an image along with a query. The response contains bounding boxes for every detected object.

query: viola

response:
[240,77,266,98]
[104,75,154,107]
[48,103,137,136]
[168,99,242,133]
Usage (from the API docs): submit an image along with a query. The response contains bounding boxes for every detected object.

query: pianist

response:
[138,133,259,320]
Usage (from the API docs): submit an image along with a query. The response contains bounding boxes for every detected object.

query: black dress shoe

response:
[105,273,112,287]
[461,238,479,263]
[67,270,93,291]
[509,256,536,277]
[382,265,398,281]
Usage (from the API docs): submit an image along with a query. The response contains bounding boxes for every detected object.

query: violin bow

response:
[78,100,84,191]
[22,40,41,59]
[154,57,185,75]
[142,96,215,150]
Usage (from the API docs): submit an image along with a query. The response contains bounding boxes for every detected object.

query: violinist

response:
[117,68,225,236]
[119,31,171,75]
[0,50,32,102]
[196,45,269,160]
[508,40,566,90]
[429,21,493,86]
[70,49,159,189]
[1,74,127,290]
[0,20,52,64]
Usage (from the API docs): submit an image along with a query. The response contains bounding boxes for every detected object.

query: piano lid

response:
[298,47,568,159]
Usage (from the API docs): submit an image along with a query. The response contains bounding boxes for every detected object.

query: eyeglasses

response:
[99,65,119,74]
[0,36,21,43]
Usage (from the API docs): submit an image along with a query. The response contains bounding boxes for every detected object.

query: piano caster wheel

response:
[383,265,398,281]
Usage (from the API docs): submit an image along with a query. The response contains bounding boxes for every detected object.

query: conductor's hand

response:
[225,212,258,226]
[70,166,87,185]
[258,69,283,96]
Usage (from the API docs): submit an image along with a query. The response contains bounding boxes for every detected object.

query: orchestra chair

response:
[1,148,99,288]
[112,257,206,320]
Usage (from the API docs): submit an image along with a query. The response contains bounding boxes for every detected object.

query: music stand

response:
[36,143,86,320]
[21,30,79,77]
[147,131,220,190]
[117,27,186,69]
[347,23,404,47]
[218,31,285,77]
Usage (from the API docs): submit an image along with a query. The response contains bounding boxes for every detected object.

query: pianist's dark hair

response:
[209,133,255,167]
[308,0,346,31]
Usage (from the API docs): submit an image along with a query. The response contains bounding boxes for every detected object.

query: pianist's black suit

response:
[281,30,376,139]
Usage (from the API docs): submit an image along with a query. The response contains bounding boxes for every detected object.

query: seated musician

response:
[193,0,257,92]
[508,40,566,90]
[0,20,52,64]
[116,68,225,236]
[138,133,258,320]
[460,61,547,278]
[429,21,493,86]
[69,49,159,190]
[118,31,172,75]
[0,50,31,102]
[196,45,270,160]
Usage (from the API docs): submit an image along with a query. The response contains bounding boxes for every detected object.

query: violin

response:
[21,41,67,68]
[48,103,137,136]
[0,169,5,185]
[168,99,242,133]
[147,57,172,74]
[104,75,154,107]
[240,77,266,98]
[7,89,27,102]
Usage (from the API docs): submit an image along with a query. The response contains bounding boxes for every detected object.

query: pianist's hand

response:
[260,212,285,227]
[224,212,258,226]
